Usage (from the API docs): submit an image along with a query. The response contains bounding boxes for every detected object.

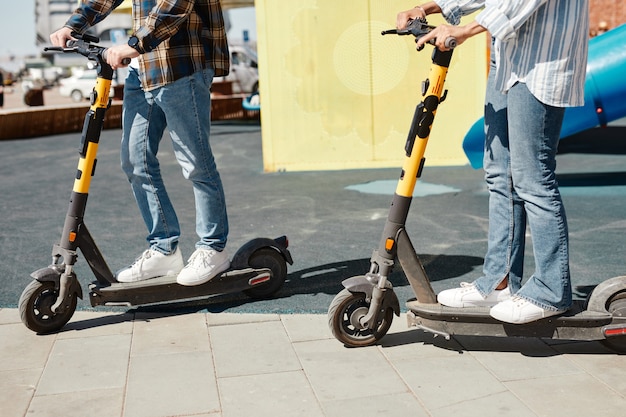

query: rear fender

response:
[230,236,293,269]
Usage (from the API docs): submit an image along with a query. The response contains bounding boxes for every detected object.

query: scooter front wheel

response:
[19,280,77,333]
[328,289,393,347]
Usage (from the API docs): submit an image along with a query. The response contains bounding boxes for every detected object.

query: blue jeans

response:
[472,63,571,312]
[121,67,228,254]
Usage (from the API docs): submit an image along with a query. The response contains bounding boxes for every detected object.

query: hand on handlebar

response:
[49,27,74,48]
[103,44,138,70]
[46,30,134,69]
[396,7,426,30]
[382,19,456,51]
[416,24,462,52]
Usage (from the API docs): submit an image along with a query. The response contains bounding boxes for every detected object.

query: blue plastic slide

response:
[462,23,626,169]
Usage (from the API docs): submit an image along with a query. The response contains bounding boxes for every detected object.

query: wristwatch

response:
[128,36,144,54]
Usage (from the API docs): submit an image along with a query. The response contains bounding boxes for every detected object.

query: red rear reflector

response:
[249,273,271,286]
[604,327,626,337]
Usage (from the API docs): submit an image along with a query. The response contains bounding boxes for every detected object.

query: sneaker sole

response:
[489,306,564,324]
[116,268,183,283]
[176,261,231,287]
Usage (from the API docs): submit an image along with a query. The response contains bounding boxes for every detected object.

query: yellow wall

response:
[255,0,486,172]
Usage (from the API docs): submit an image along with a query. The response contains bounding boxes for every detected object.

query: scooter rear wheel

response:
[328,289,393,347]
[19,280,77,334]
[601,293,626,353]
[243,248,287,299]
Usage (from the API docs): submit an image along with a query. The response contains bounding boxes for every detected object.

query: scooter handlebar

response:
[45,34,130,66]
[382,18,456,50]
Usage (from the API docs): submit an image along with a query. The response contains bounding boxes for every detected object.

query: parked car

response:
[59,70,116,102]
[214,45,259,93]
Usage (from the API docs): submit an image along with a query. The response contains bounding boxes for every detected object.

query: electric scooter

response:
[19,33,293,334]
[327,19,626,352]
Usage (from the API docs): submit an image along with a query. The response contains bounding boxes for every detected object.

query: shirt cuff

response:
[134,27,158,53]
[65,14,91,34]
[475,7,516,41]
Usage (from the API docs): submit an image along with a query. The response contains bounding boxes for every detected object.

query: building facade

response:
[589,0,626,35]
[36,0,131,47]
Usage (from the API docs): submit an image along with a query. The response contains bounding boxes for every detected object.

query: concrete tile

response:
[379,330,466,360]
[0,368,41,417]
[0,322,55,371]
[219,370,323,417]
[552,344,626,397]
[430,390,537,417]
[321,392,428,417]
[28,388,124,417]
[124,351,219,417]
[210,320,301,378]
[393,354,507,411]
[458,337,582,382]
[57,311,134,339]
[293,339,409,401]
[379,314,466,360]
[505,373,626,417]
[131,312,211,356]
[207,312,280,327]
[183,414,221,417]
[36,334,131,395]
[281,313,333,342]
[0,307,21,324]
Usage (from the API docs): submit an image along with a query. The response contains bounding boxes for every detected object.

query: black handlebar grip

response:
[428,37,457,49]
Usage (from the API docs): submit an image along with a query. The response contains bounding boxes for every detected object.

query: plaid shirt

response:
[65,0,230,91]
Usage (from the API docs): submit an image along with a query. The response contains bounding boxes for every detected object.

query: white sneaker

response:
[176,248,230,286]
[490,296,564,324]
[116,248,184,283]
[437,282,511,308]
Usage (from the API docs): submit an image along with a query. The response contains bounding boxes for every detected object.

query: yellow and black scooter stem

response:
[59,72,112,251]
[376,47,454,302]
[50,61,117,305]
[352,47,454,332]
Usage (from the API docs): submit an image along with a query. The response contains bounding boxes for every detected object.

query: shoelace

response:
[187,250,216,269]
[131,250,153,267]
[510,296,526,306]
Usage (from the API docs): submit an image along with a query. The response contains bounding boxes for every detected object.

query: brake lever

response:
[381,18,434,37]
[382,18,456,51]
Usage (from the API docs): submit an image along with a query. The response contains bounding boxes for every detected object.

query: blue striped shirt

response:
[434,0,589,107]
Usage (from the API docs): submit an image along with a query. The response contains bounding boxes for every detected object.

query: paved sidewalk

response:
[2,307,625,417]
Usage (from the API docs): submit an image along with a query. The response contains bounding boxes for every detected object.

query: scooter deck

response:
[406,299,615,341]
[89,267,271,307]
